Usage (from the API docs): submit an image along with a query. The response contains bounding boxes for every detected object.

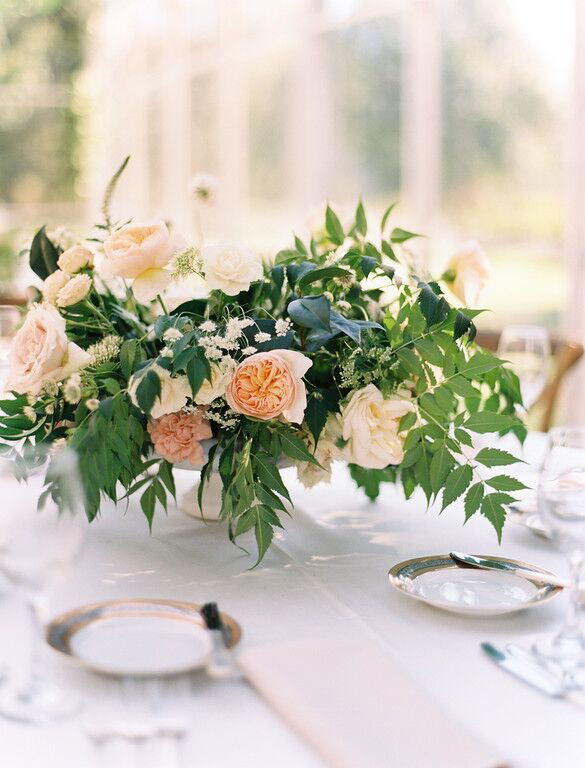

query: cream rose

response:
[129,364,191,419]
[43,269,70,304]
[6,303,91,396]
[194,359,235,406]
[201,244,263,296]
[57,245,94,273]
[445,240,491,308]
[339,384,414,469]
[103,222,181,303]
[56,274,92,307]
[225,349,311,423]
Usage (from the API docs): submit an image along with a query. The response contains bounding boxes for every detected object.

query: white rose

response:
[6,303,91,396]
[43,269,70,304]
[446,240,491,308]
[339,384,414,469]
[201,244,263,296]
[194,359,235,405]
[57,245,94,273]
[56,274,92,307]
[129,364,191,419]
[296,415,342,489]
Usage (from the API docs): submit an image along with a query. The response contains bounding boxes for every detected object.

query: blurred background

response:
[0,0,583,420]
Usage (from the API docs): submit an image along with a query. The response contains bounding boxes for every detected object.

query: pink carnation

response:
[147,408,212,466]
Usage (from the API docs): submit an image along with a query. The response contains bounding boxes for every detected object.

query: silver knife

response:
[450,551,567,588]
[481,642,566,697]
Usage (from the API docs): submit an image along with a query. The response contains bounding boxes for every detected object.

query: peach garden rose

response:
[103,222,182,303]
[147,408,212,466]
[225,349,312,424]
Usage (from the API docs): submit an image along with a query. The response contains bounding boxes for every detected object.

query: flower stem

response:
[157,294,169,315]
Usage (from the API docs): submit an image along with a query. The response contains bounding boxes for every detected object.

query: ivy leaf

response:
[464,411,517,433]
[486,475,529,492]
[288,295,331,331]
[29,226,59,280]
[441,464,473,511]
[325,205,344,246]
[464,482,484,521]
[475,448,521,467]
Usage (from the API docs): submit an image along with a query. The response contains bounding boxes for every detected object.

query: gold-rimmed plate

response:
[47,599,242,676]
[388,555,562,616]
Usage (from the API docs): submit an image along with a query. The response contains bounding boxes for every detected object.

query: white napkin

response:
[239,637,506,768]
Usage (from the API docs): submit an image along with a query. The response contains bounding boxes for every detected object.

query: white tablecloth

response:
[0,433,581,768]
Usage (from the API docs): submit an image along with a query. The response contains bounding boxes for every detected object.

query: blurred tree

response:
[0,0,86,204]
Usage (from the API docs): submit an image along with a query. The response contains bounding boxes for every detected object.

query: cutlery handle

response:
[512,566,567,588]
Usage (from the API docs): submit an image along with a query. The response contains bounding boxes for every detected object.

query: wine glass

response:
[497,324,551,410]
[0,305,21,390]
[535,427,585,672]
[0,445,86,723]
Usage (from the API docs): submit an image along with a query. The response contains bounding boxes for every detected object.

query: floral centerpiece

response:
[0,161,526,564]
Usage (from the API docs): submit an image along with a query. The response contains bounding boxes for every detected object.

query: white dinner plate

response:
[47,599,241,676]
[388,555,562,616]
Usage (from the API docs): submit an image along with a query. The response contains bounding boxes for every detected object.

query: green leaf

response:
[460,353,502,380]
[361,255,378,277]
[294,235,308,255]
[102,155,130,227]
[158,460,176,500]
[103,378,120,395]
[325,205,344,246]
[398,411,417,432]
[298,267,350,291]
[29,226,59,280]
[430,443,453,494]
[287,295,331,331]
[414,338,445,367]
[454,428,473,447]
[486,475,528,492]
[381,240,397,262]
[349,464,395,501]
[135,369,161,415]
[481,493,512,542]
[474,447,521,467]
[186,355,211,398]
[278,429,320,465]
[464,482,484,521]
[254,510,274,567]
[253,453,291,503]
[418,282,449,327]
[120,339,138,379]
[305,392,328,444]
[441,464,472,511]
[390,227,420,244]
[380,202,397,234]
[355,199,367,236]
[454,311,475,341]
[445,375,478,399]
[140,483,156,530]
[464,411,517,433]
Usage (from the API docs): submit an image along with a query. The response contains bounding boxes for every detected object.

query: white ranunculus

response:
[57,245,94,274]
[194,358,235,406]
[446,240,491,308]
[201,244,263,296]
[43,269,70,305]
[6,303,91,396]
[296,414,342,489]
[339,384,414,469]
[56,274,92,307]
[128,364,191,419]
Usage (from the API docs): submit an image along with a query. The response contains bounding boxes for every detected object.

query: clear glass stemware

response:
[0,446,86,723]
[535,427,585,672]
[497,324,551,410]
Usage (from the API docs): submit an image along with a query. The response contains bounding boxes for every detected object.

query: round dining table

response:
[0,432,583,768]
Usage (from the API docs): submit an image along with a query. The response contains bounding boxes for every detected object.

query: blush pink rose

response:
[225,349,312,424]
[147,408,212,466]
[6,303,91,396]
[103,222,183,303]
